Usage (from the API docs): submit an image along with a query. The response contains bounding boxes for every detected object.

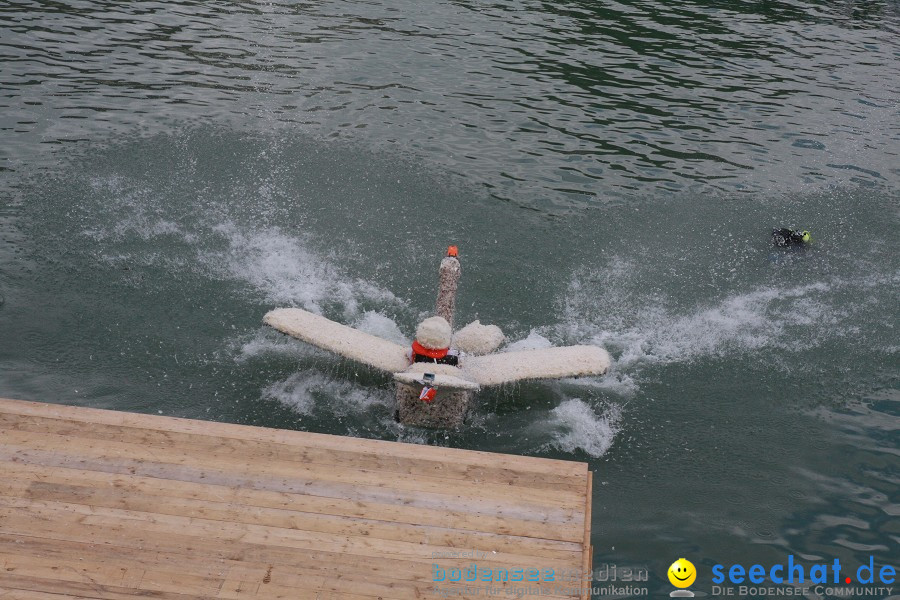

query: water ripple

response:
[2,0,898,205]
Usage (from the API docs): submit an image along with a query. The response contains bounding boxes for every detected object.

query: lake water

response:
[1,0,898,596]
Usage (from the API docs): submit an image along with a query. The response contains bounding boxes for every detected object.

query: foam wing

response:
[462,345,610,387]
[393,368,480,391]
[264,308,410,373]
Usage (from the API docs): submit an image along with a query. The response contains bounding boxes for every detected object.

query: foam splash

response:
[504,330,553,351]
[210,223,402,319]
[612,283,833,367]
[83,176,186,242]
[262,371,392,417]
[558,261,860,369]
[80,175,407,321]
[233,328,324,362]
[390,426,431,446]
[353,311,409,346]
[545,399,622,458]
[561,370,639,397]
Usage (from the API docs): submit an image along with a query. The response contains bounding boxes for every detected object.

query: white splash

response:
[559,262,843,369]
[353,311,409,345]
[210,223,402,319]
[546,399,622,458]
[233,328,323,362]
[561,370,639,397]
[504,330,553,351]
[82,176,406,322]
[262,371,392,416]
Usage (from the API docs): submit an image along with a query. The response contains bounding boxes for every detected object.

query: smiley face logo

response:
[668,558,696,588]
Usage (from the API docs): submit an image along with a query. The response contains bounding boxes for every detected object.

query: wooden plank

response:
[0,590,96,600]
[0,412,580,493]
[0,477,581,561]
[0,572,218,600]
[0,593,81,600]
[0,531,576,600]
[0,552,223,597]
[0,419,585,509]
[0,478,584,592]
[0,398,586,476]
[0,534,229,582]
[0,531,562,594]
[0,397,591,599]
[222,561,579,600]
[0,411,582,493]
[0,498,584,597]
[0,570,381,600]
[581,470,593,600]
[0,500,582,572]
[0,528,575,600]
[0,459,580,543]
[0,436,581,526]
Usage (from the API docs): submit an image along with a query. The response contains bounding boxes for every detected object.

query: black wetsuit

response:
[772,228,806,247]
[412,351,459,366]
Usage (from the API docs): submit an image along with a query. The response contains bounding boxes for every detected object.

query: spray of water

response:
[262,371,393,417]
[544,399,622,457]
[69,174,896,459]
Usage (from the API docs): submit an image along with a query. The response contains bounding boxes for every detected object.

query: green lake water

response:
[1,0,898,596]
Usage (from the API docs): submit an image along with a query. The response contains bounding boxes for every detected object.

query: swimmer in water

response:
[772,228,811,247]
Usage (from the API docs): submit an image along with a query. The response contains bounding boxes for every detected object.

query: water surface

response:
[1,0,898,596]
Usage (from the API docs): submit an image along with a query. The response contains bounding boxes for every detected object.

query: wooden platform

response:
[0,398,593,599]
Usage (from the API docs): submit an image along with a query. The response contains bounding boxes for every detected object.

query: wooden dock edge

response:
[582,470,593,600]
[0,397,586,476]
[0,397,596,599]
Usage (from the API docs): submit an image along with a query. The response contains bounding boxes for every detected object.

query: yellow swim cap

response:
[801,231,811,243]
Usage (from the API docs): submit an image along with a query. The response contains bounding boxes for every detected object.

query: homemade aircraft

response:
[264,247,610,427]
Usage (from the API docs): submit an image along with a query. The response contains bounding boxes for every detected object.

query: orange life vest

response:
[411,340,449,359]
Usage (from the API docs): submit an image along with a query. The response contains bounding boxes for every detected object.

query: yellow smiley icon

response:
[668,558,696,588]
